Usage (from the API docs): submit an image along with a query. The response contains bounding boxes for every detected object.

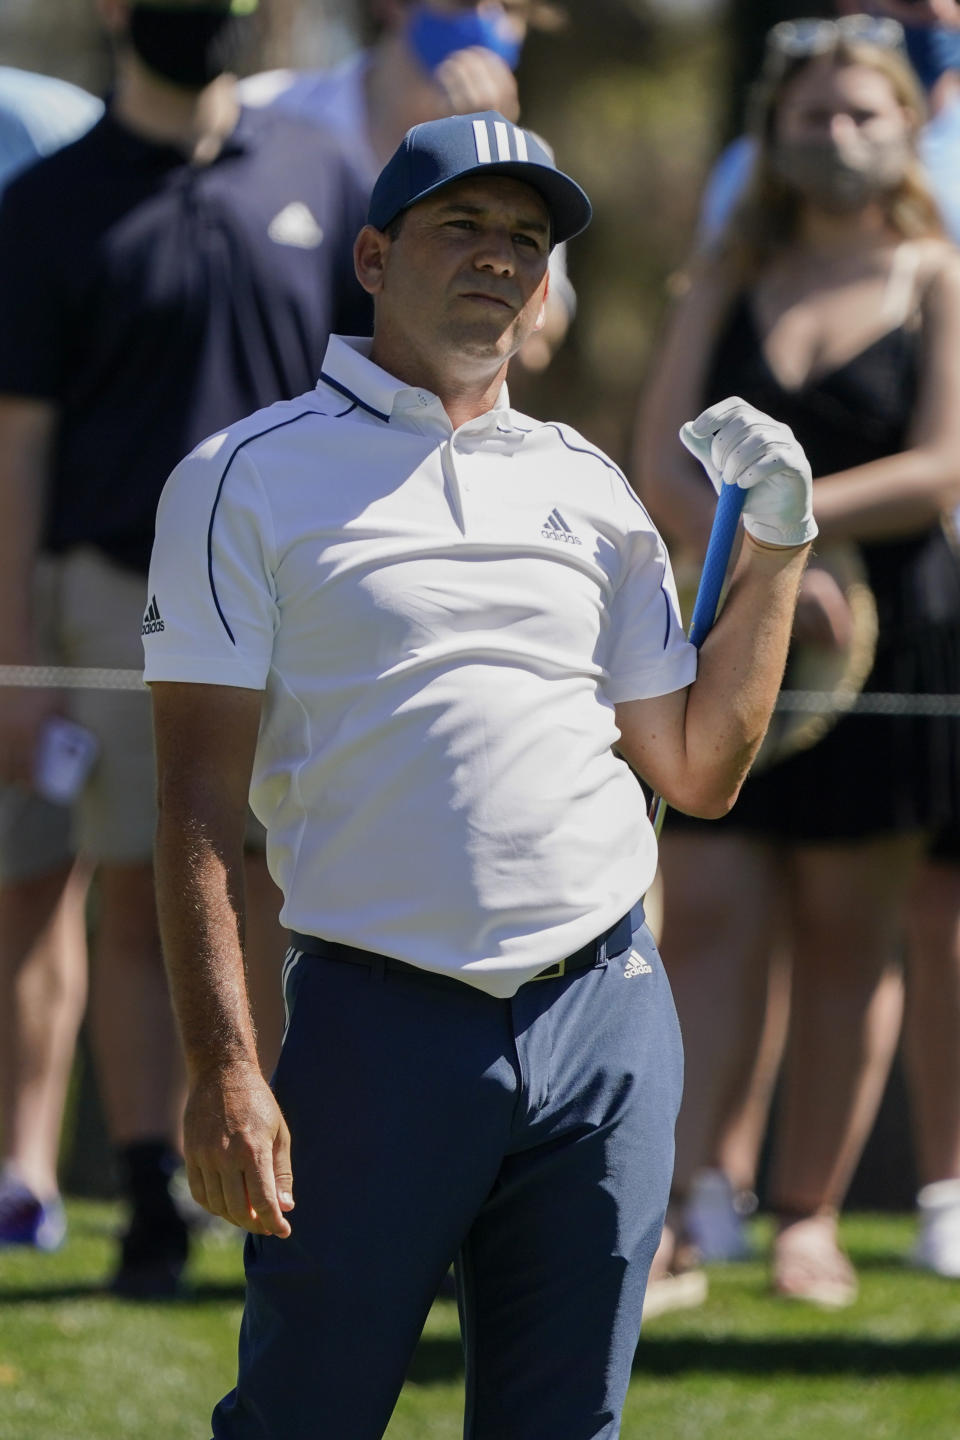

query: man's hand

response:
[184,1060,294,1239]
[680,396,817,549]
[0,686,63,789]
[434,46,520,120]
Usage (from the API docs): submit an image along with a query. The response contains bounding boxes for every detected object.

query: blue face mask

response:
[406,4,523,74]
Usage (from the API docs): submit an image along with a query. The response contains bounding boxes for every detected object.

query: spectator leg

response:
[0,859,89,1196]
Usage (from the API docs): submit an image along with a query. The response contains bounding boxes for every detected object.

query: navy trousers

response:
[211,913,683,1440]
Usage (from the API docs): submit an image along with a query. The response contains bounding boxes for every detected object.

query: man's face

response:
[419,1,530,43]
[382,1,532,47]
[99,0,237,37]
[134,1,236,9]
[102,0,256,89]
[367,176,551,373]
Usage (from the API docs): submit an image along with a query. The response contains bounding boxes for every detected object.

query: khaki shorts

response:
[0,547,264,880]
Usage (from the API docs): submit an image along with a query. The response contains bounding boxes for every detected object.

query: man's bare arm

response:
[617,398,815,818]
[0,395,61,785]
[615,534,808,818]
[151,679,294,1238]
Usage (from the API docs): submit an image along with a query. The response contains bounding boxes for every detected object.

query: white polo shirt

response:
[144,336,697,997]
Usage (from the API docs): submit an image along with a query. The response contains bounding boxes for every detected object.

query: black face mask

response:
[128,4,257,91]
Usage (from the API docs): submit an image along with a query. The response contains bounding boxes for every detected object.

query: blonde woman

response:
[636,15,960,1304]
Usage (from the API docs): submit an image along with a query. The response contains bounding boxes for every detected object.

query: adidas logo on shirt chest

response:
[541,508,582,545]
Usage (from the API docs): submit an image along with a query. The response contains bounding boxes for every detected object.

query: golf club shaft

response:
[649,482,747,836]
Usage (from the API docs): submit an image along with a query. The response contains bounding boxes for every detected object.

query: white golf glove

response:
[680,396,817,548]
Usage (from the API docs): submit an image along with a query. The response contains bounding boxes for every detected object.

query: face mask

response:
[770,135,911,214]
[406,4,523,74]
[128,1,258,91]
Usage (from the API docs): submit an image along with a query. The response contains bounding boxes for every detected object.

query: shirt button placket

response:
[442,436,470,535]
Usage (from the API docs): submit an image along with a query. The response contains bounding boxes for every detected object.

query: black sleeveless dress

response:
[672,293,960,844]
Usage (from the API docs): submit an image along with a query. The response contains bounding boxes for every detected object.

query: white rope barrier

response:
[774,691,960,717]
[0,666,146,692]
[1,666,960,715]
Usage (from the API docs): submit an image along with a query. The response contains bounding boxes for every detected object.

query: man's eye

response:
[514,233,541,250]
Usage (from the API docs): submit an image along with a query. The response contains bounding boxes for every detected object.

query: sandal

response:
[772,1213,858,1309]
[642,1205,708,1321]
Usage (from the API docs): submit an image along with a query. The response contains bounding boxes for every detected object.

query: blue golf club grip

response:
[687,481,746,649]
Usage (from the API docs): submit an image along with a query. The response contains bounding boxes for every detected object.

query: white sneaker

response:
[683,1169,753,1262]
[915,1178,960,1278]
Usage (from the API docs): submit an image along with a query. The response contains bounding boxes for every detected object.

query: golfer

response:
[144,111,815,1440]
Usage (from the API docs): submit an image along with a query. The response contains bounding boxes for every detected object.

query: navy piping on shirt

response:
[205,403,355,642]
[318,370,391,423]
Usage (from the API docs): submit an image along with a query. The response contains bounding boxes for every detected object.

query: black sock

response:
[116,1139,181,1221]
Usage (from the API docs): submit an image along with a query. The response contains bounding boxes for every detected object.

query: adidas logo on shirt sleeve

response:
[141,595,165,635]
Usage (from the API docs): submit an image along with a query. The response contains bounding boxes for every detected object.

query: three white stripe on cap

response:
[472,118,529,166]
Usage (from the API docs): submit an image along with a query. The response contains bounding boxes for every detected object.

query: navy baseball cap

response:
[367,111,592,246]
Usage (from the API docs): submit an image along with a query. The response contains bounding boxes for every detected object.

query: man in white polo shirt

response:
[144,111,816,1439]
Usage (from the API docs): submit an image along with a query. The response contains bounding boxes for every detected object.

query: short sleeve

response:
[602,503,697,704]
[143,434,278,690]
[0,167,69,398]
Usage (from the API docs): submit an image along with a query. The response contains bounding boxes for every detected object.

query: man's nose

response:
[474,229,515,274]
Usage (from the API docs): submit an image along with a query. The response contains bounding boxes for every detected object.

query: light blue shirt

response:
[239,54,378,185]
[0,67,103,197]
[920,97,960,244]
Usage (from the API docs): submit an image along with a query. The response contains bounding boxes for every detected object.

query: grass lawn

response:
[0,1206,958,1439]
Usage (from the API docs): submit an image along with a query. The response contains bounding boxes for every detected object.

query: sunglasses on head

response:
[767,13,905,60]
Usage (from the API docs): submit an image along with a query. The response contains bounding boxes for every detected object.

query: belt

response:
[289,903,644,989]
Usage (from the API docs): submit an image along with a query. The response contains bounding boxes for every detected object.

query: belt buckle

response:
[531,957,566,982]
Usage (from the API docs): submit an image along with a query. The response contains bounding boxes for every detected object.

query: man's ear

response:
[532,269,550,333]
[354,225,391,297]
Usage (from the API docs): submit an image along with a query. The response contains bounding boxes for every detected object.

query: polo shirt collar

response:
[318,335,514,435]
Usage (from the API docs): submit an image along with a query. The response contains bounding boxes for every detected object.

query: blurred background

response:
[1,0,734,464]
[0,0,912,1210]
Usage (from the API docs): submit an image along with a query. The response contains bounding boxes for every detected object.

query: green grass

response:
[0,1207,958,1439]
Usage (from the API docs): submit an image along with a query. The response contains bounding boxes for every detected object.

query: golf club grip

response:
[649,482,745,835]
[687,482,746,650]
